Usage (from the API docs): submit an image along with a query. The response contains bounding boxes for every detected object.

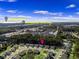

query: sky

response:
[0,0,79,22]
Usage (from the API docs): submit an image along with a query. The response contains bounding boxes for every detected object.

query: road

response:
[71,33,79,39]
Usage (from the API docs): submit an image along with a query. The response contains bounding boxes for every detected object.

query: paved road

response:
[71,33,79,39]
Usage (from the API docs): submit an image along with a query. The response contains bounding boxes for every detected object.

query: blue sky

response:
[0,0,79,22]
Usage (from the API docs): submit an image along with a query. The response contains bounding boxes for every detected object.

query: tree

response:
[5,16,8,22]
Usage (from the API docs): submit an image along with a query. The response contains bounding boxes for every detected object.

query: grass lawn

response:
[69,43,78,59]
[8,18,26,22]
[22,53,35,59]
[35,49,48,59]
[26,22,51,25]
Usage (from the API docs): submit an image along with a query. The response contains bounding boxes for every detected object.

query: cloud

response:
[76,12,79,15]
[8,0,17,2]
[17,15,26,18]
[0,0,5,1]
[1,16,79,23]
[6,15,32,19]
[66,4,76,8]
[34,10,63,16]
[17,15,32,18]
[34,10,49,15]
[0,0,17,2]
[7,10,17,13]
[26,16,79,23]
